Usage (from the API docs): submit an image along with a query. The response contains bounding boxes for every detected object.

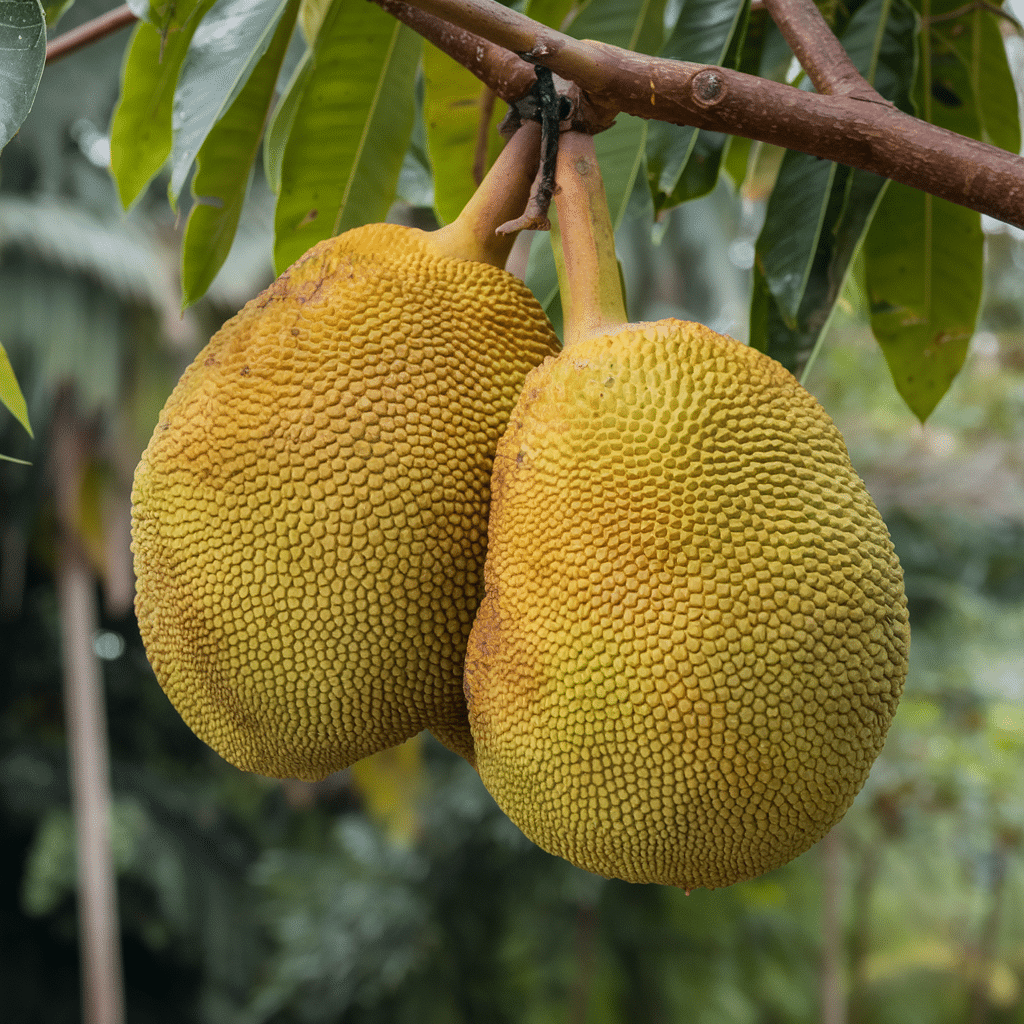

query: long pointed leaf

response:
[272,0,420,272]
[751,0,917,377]
[646,0,749,210]
[180,0,300,307]
[0,340,32,437]
[567,0,666,53]
[422,43,504,226]
[170,0,295,203]
[864,186,982,420]
[262,44,311,194]
[863,0,1001,418]
[109,0,216,208]
[0,0,45,151]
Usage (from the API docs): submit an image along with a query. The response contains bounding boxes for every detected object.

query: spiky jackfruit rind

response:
[465,320,909,890]
[132,223,560,780]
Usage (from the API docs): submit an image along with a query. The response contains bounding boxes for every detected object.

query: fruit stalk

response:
[431,121,542,268]
[550,131,627,349]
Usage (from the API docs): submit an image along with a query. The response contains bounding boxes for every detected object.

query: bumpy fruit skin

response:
[465,320,910,890]
[132,223,560,780]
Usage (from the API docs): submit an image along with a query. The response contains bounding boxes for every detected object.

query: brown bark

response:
[762,0,873,98]
[386,0,1024,230]
[45,5,137,64]
[45,0,1024,228]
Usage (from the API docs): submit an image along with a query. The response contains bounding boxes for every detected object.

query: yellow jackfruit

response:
[132,129,560,780]
[463,132,909,890]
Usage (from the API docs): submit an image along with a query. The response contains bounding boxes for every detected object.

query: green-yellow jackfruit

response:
[463,132,909,890]
[131,128,560,780]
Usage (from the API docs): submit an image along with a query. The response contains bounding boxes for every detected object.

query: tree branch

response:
[389,0,1024,230]
[375,0,532,102]
[761,0,877,99]
[46,4,137,64]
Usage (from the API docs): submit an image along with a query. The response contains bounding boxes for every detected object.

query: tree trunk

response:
[52,390,126,1024]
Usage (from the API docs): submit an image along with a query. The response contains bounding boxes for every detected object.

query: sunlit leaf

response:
[0,340,32,437]
[0,0,45,152]
[169,0,297,203]
[349,736,424,848]
[180,0,299,307]
[298,0,330,42]
[272,0,420,272]
[262,44,311,194]
[422,43,505,226]
[523,0,575,30]
[109,0,215,208]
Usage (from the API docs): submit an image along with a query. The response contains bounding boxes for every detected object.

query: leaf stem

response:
[552,132,627,350]
[430,121,542,267]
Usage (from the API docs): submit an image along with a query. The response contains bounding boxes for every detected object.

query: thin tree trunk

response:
[846,835,883,1024]
[820,827,846,1024]
[966,843,1009,1024]
[52,391,126,1024]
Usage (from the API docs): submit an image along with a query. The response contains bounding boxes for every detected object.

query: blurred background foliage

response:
[2,0,1024,1021]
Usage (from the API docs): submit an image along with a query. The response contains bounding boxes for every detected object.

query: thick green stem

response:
[430,122,542,267]
[551,132,627,350]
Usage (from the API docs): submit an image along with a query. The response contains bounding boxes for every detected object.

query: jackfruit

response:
[464,132,909,890]
[132,125,560,780]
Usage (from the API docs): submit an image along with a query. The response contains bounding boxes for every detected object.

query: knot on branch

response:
[692,69,726,106]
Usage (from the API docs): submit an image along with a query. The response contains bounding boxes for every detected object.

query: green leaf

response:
[859,0,994,418]
[0,0,45,152]
[751,166,890,377]
[751,0,917,377]
[42,0,73,29]
[721,134,752,191]
[180,0,300,307]
[921,2,1019,154]
[422,42,504,227]
[170,0,297,203]
[566,0,666,54]
[272,1,420,272]
[109,0,215,208]
[0,340,31,437]
[973,10,1019,154]
[523,0,575,30]
[864,184,982,421]
[262,44,311,194]
[646,0,749,210]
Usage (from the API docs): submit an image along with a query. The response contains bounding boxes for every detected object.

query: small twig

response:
[924,0,1023,29]
[497,66,569,232]
[46,4,138,64]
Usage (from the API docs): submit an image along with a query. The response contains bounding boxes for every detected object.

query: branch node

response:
[692,69,725,105]
[517,42,556,61]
